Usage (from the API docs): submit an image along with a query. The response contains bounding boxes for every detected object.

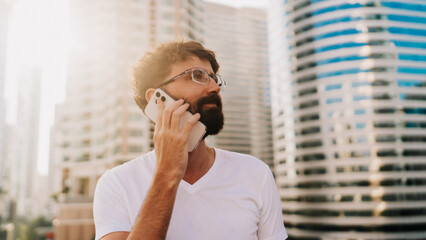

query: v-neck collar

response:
[179,148,219,194]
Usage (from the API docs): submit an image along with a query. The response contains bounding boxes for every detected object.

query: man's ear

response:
[145,88,156,103]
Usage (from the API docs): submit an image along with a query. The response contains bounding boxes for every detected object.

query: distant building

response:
[268,0,426,239]
[204,2,273,167]
[0,124,15,221]
[9,67,42,217]
[0,0,12,196]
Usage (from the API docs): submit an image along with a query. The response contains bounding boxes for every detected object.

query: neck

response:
[183,140,215,184]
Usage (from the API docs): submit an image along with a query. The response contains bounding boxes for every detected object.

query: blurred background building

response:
[204,2,273,167]
[10,68,42,217]
[0,0,12,204]
[268,0,426,239]
[0,0,12,229]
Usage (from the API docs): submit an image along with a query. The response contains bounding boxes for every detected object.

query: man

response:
[93,41,287,240]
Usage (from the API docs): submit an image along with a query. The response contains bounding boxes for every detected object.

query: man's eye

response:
[193,70,204,79]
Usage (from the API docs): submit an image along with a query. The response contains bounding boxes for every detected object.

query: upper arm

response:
[100,231,130,240]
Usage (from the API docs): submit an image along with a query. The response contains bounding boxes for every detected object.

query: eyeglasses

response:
[157,67,226,90]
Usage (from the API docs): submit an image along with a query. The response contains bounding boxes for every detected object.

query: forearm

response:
[124,97,196,240]
[127,173,180,240]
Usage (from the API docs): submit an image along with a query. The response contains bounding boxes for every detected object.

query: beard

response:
[162,89,224,138]
[193,94,224,138]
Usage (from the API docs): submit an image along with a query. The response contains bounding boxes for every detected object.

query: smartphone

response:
[144,89,206,152]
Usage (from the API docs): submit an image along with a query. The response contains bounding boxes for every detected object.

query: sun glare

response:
[6,0,70,175]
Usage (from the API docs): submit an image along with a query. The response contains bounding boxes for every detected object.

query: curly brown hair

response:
[132,41,219,112]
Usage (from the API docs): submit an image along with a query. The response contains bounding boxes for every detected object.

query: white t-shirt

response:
[93,148,287,240]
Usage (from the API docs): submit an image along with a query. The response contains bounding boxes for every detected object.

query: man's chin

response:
[200,110,224,137]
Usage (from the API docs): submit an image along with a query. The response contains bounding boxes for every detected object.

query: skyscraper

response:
[10,67,42,217]
[204,2,273,167]
[268,0,426,239]
[0,0,12,194]
[51,0,203,238]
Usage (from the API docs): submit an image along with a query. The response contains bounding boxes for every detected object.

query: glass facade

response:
[269,0,426,239]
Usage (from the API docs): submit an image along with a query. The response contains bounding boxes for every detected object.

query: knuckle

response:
[163,108,171,115]
[171,110,179,117]
[172,110,183,118]
[188,118,197,125]
[177,135,187,143]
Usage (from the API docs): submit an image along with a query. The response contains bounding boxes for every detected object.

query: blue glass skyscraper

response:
[268,0,426,238]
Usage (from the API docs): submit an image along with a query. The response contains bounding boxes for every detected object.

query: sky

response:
[4,0,268,175]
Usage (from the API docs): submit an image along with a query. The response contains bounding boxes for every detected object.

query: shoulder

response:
[216,148,270,168]
[214,148,272,178]
[96,150,156,191]
[111,150,155,176]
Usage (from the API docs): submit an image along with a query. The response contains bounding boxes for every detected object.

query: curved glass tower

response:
[268,0,426,239]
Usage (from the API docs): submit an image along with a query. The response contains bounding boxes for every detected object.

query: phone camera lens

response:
[161,96,166,102]
[156,92,161,97]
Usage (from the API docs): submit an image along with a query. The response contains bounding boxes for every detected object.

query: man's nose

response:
[207,76,221,94]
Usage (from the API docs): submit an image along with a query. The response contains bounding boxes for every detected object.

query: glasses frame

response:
[156,67,226,90]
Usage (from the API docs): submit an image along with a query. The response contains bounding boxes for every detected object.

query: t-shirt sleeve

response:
[93,170,132,240]
[257,168,288,240]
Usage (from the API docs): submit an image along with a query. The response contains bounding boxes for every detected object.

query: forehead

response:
[167,56,213,79]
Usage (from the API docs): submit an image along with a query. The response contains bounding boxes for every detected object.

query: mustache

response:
[197,94,222,109]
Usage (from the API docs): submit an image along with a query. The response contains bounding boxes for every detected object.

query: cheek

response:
[181,97,198,114]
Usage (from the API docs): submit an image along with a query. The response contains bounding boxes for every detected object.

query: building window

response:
[298,113,319,122]
[297,100,319,109]
[129,145,142,153]
[354,109,366,115]
[375,135,397,142]
[374,122,396,128]
[400,93,426,101]
[77,178,90,196]
[296,126,321,136]
[374,108,396,114]
[326,97,342,104]
[377,149,398,157]
[403,121,426,128]
[296,140,322,149]
[325,83,342,91]
[402,150,426,156]
[355,122,366,129]
[353,95,371,101]
[401,135,426,142]
[129,129,143,137]
[298,87,317,96]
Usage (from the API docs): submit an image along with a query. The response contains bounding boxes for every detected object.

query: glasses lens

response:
[190,68,225,90]
[191,69,208,84]
[210,74,219,84]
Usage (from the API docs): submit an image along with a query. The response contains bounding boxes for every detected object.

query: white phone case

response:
[144,89,206,152]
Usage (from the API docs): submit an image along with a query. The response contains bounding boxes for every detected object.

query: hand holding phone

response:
[145,89,206,152]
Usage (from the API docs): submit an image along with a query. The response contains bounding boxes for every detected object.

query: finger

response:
[162,99,184,128]
[155,98,164,131]
[181,113,201,138]
[171,103,190,130]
